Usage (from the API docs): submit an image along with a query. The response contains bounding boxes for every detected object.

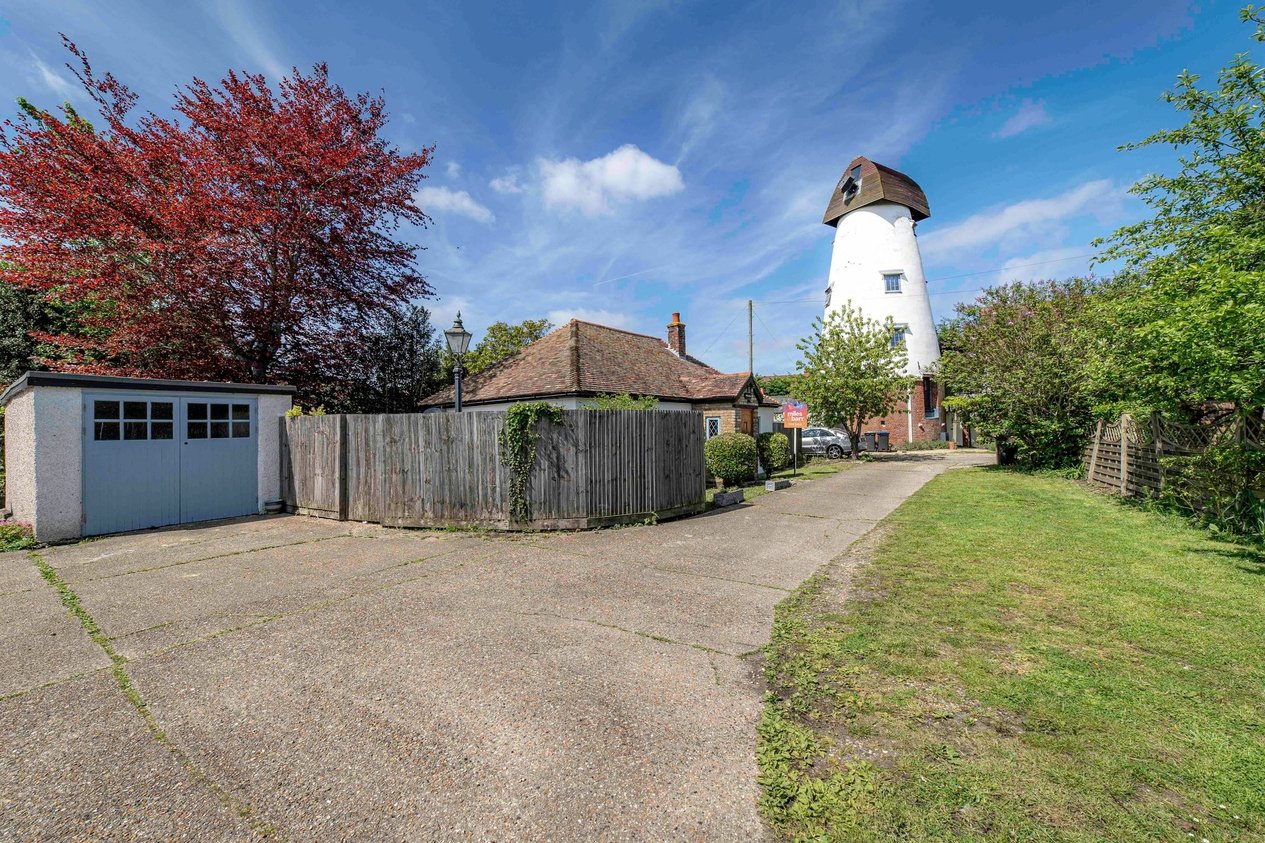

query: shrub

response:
[0,520,35,551]
[895,439,950,451]
[758,432,791,472]
[1160,444,1265,540]
[706,432,758,488]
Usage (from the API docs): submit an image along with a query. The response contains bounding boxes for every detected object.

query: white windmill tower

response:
[822,156,943,444]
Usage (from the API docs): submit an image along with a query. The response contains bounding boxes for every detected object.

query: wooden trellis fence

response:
[1084,412,1263,496]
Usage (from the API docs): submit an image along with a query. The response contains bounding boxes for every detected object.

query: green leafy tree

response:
[449,318,553,378]
[584,393,658,410]
[1093,5,1265,418]
[757,374,799,397]
[938,279,1101,469]
[792,303,913,459]
[335,304,445,413]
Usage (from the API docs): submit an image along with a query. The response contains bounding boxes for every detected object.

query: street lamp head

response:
[445,312,472,357]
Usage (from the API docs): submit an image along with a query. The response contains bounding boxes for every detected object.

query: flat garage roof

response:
[0,371,297,406]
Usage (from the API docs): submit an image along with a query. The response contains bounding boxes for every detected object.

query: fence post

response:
[1150,412,1165,491]
[1119,414,1131,494]
[1088,420,1103,484]
[337,414,350,521]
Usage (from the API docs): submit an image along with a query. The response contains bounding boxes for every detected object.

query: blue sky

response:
[0,1,1253,373]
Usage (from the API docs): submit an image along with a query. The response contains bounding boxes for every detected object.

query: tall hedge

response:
[757,432,791,472]
[705,431,758,488]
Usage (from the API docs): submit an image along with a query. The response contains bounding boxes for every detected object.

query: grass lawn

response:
[758,467,1265,841]
[706,459,850,505]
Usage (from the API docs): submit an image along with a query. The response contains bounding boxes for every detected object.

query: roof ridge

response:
[569,318,670,345]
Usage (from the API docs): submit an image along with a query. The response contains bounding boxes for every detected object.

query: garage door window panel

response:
[93,400,121,440]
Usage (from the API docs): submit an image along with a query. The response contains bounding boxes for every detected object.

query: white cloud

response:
[30,54,77,101]
[993,246,1095,285]
[415,186,495,224]
[489,171,524,194]
[920,179,1120,258]
[546,308,633,329]
[538,145,684,216]
[994,99,1051,139]
[445,160,461,178]
[211,0,287,80]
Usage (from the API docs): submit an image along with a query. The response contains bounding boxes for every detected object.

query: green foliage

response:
[0,520,36,551]
[894,439,950,451]
[1091,7,1265,416]
[584,392,658,410]
[704,431,758,488]
[451,318,553,378]
[939,279,1100,469]
[757,468,1265,840]
[284,404,326,418]
[757,431,791,472]
[1159,443,1265,540]
[793,303,913,459]
[498,401,565,522]
[757,374,799,396]
[335,304,445,413]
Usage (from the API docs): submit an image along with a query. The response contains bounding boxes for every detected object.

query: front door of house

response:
[739,408,754,435]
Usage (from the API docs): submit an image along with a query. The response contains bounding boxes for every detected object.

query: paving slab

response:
[0,560,112,697]
[0,671,254,841]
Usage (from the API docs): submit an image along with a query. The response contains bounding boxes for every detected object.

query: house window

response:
[923,377,939,419]
[891,325,908,348]
[883,272,903,294]
[705,417,721,439]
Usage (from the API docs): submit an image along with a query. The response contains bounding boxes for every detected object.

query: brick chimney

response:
[667,312,686,356]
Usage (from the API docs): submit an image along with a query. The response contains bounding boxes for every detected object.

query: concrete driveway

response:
[1,451,988,841]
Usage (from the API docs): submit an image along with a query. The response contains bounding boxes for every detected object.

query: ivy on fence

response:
[498,402,565,522]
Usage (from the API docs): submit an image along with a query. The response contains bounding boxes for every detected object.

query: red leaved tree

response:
[0,39,433,393]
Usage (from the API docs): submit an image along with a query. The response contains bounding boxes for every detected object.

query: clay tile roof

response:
[822,156,930,226]
[422,320,764,408]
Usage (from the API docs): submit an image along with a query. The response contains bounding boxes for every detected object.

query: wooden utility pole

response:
[747,299,754,374]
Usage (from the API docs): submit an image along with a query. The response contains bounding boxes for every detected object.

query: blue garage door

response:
[83,394,258,536]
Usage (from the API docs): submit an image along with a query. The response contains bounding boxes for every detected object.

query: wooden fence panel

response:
[282,415,345,519]
[282,408,706,529]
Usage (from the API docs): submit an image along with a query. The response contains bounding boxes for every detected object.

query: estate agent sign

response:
[782,401,808,429]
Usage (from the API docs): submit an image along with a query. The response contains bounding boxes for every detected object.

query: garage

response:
[2,373,294,542]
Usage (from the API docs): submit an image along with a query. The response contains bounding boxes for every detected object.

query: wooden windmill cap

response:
[822,156,930,226]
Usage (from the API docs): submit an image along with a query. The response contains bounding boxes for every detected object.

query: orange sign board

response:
[782,401,808,429]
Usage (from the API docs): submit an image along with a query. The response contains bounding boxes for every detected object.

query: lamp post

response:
[444,312,473,412]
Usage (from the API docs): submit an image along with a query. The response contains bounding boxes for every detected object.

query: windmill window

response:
[849,165,861,182]
[891,325,908,348]
[883,272,903,294]
[824,286,832,307]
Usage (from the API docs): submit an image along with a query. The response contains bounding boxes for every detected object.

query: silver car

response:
[800,427,861,459]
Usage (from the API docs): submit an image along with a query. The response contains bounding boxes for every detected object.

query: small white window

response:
[705,417,721,439]
[891,325,908,348]
[883,272,903,294]
[824,286,832,307]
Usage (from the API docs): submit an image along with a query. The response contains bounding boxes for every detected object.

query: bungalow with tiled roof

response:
[421,313,779,439]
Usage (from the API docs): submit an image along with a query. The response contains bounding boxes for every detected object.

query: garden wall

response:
[281,409,707,530]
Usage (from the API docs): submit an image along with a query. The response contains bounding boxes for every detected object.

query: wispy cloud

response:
[920,179,1120,258]
[445,160,461,178]
[29,53,76,101]
[994,98,1051,139]
[210,0,287,79]
[538,145,684,216]
[546,308,633,328]
[415,186,495,224]
[489,171,524,194]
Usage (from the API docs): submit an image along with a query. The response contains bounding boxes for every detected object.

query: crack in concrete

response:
[26,551,287,840]
[515,542,793,593]
[83,533,356,582]
[519,609,739,657]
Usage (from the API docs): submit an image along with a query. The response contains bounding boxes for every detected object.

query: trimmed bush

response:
[758,432,792,472]
[706,431,758,488]
[895,439,950,451]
